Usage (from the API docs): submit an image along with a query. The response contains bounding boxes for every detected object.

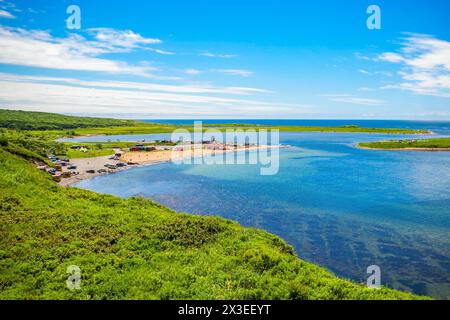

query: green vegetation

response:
[1,109,429,136]
[65,148,115,159]
[63,141,176,150]
[69,124,430,136]
[59,141,176,159]
[0,143,426,299]
[68,123,181,136]
[0,109,141,130]
[359,138,450,150]
[267,125,429,134]
[0,129,65,164]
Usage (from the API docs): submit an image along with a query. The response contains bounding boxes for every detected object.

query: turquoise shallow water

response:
[71,124,450,298]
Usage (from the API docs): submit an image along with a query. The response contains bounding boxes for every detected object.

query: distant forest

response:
[0,109,138,130]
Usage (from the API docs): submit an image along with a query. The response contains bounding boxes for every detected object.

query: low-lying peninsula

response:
[358,138,450,151]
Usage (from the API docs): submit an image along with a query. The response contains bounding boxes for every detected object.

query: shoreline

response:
[59,145,284,187]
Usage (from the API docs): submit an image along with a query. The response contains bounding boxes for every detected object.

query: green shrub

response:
[152,216,226,247]
[0,137,8,147]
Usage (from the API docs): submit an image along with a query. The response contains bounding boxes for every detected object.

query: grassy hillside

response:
[359,138,450,150]
[0,129,64,165]
[0,109,141,130]
[0,145,425,299]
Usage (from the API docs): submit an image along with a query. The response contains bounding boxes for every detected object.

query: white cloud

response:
[378,52,404,63]
[0,72,270,95]
[88,28,161,48]
[323,94,384,106]
[0,74,310,117]
[200,52,237,59]
[358,69,370,74]
[147,48,175,55]
[0,9,14,18]
[0,26,167,77]
[378,34,450,98]
[184,69,201,75]
[358,87,375,92]
[216,69,253,77]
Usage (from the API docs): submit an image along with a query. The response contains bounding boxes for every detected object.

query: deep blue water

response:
[70,121,450,298]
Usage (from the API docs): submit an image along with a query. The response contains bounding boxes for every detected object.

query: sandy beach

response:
[121,145,281,163]
[59,145,282,187]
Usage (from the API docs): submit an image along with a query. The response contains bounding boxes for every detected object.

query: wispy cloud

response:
[357,69,393,77]
[323,94,384,106]
[88,28,161,48]
[0,73,308,118]
[183,68,201,75]
[147,48,175,55]
[216,69,253,77]
[200,52,237,59]
[0,9,15,19]
[0,0,19,18]
[358,87,375,92]
[87,28,175,55]
[378,52,404,63]
[0,26,170,77]
[378,34,450,98]
[0,72,270,95]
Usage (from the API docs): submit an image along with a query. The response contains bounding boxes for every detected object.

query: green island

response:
[358,138,450,151]
[0,110,428,299]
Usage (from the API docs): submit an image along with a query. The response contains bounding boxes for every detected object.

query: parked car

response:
[48,168,57,175]
[86,170,96,174]
[116,162,127,167]
[97,169,107,173]
[67,165,77,170]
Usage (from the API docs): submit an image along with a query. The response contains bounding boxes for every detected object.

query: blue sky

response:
[0,0,449,119]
